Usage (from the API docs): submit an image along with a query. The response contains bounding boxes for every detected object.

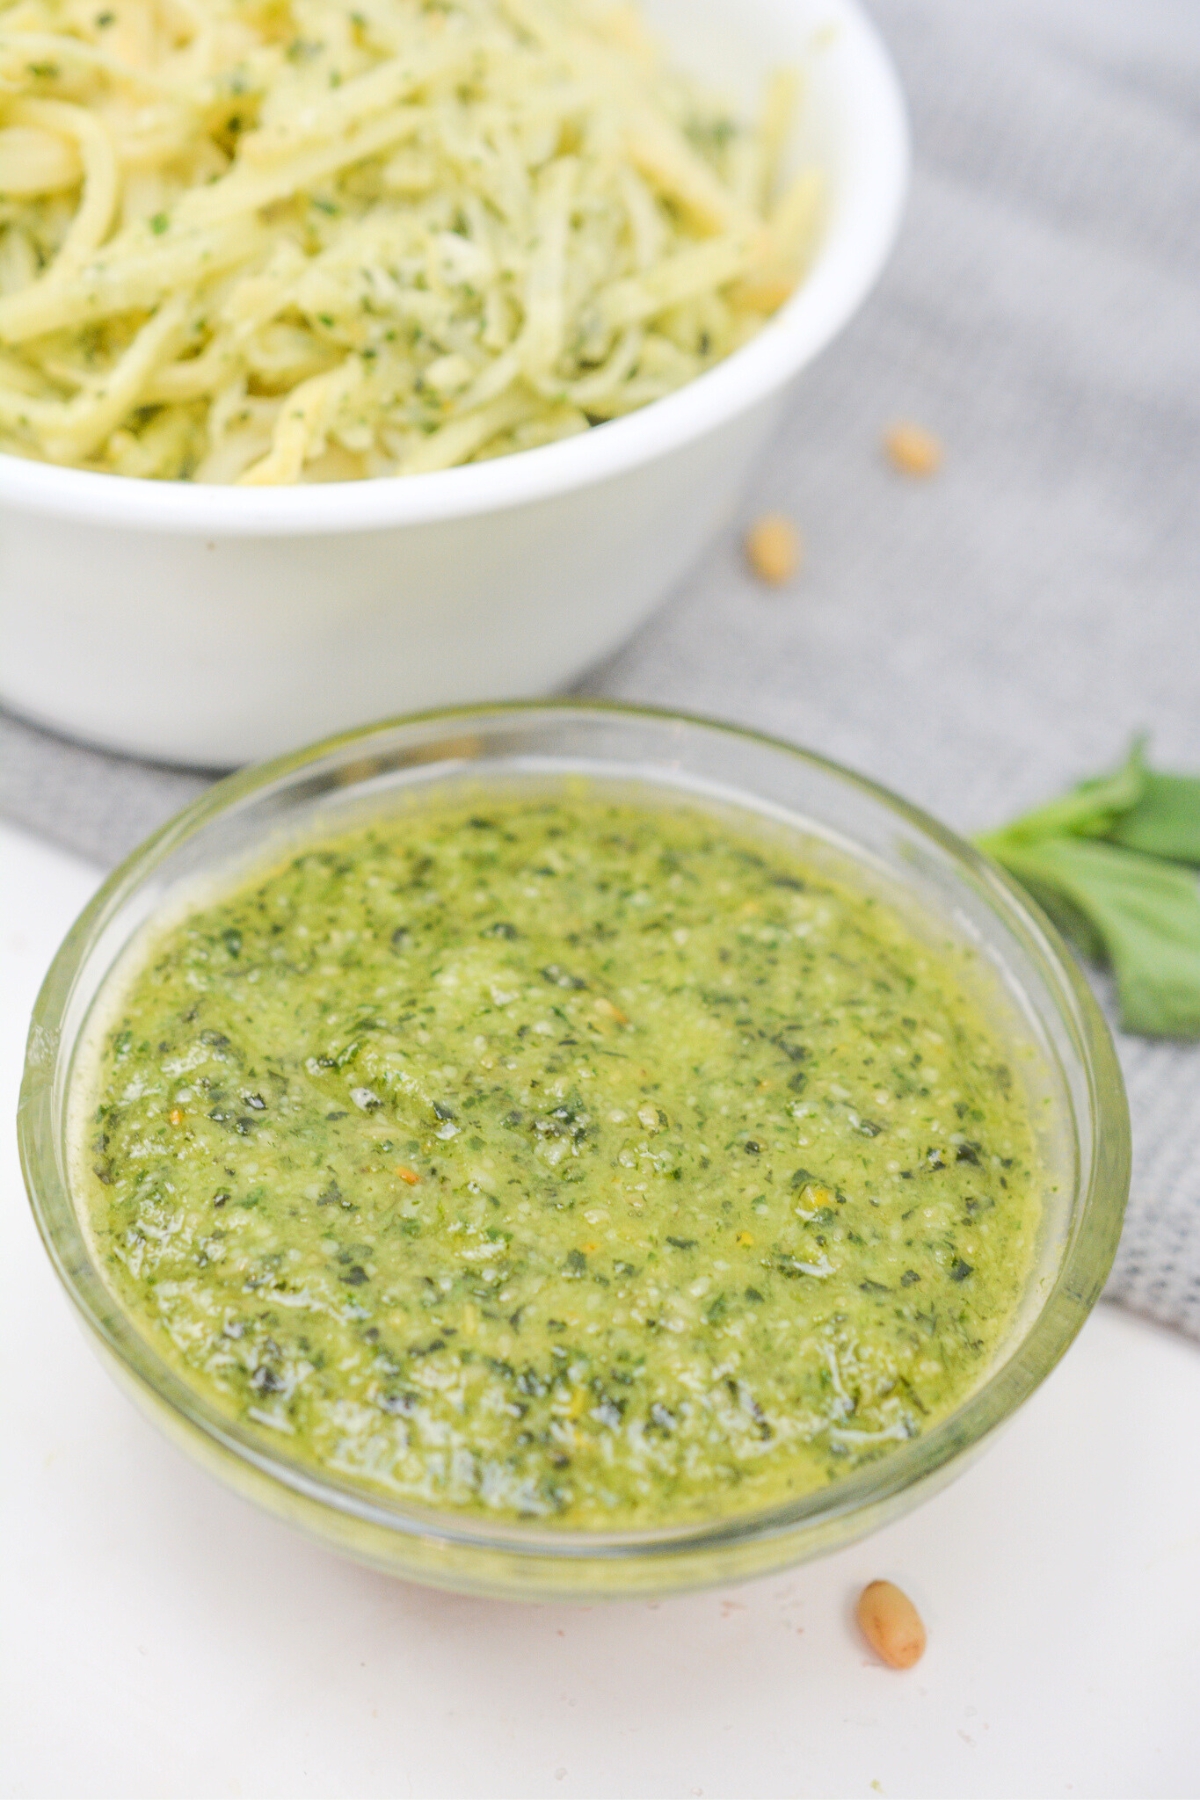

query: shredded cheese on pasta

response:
[0,0,821,482]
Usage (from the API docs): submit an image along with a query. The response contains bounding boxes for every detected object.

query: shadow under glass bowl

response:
[19,703,1130,1599]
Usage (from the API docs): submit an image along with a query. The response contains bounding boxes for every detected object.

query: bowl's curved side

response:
[66,1324,1000,1599]
[0,395,787,764]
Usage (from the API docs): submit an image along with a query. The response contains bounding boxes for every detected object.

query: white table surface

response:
[3,817,1198,1800]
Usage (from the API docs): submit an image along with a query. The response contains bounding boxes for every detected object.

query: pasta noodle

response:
[0,0,821,482]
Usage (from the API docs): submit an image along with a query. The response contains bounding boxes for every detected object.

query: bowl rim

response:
[19,699,1131,1568]
[0,0,909,536]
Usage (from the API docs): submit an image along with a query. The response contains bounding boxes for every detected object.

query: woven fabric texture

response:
[3,0,1198,1333]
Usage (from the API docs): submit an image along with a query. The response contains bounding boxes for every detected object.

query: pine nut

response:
[745,513,802,584]
[883,422,943,476]
[856,1579,926,1668]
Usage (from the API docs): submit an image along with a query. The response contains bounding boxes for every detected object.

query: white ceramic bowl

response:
[0,1,908,768]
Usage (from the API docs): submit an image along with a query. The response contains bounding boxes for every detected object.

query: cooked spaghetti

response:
[0,0,820,482]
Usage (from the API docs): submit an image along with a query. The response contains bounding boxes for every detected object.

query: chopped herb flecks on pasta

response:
[0,0,820,481]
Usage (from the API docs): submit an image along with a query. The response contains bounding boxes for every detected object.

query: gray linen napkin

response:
[3,0,1198,1335]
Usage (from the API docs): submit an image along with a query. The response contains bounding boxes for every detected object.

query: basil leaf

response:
[987,837,1200,1038]
[977,742,1147,850]
[1107,770,1200,865]
[986,854,1108,964]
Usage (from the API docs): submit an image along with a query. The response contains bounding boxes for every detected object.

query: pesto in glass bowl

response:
[20,704,1129,1597]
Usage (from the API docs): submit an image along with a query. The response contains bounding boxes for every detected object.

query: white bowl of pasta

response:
[0,0,906,767]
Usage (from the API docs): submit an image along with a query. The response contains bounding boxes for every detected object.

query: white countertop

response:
[3,817,1198,1800]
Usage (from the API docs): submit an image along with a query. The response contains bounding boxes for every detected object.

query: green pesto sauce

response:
[80,795,1041,1528]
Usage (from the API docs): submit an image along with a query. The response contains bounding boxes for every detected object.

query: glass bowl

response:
[18,703,1129,1600]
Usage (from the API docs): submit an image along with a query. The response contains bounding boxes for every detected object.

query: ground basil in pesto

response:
[80,796,1041,1528]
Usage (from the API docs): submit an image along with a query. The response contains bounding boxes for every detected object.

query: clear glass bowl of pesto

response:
[20,704,1130,1600]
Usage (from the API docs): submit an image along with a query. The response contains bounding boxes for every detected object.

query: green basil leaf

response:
[987,860,1108,964]
[988,837,1200,1038]
[977,742,1147,851]
[1107,769,1200,865]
